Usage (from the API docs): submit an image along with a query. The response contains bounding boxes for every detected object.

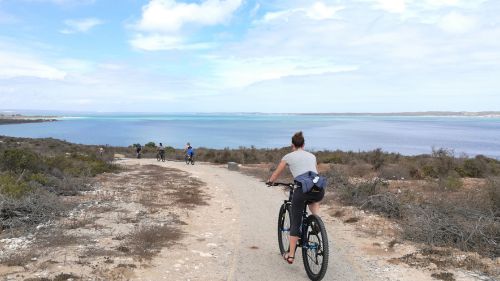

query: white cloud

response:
[306,2,343,20]
[210,56,358,88]
[0,50,66,80]
[438,11,477,33]
[362,0,487,17]
[130,34,182,51]
[419,0,487,9]
[375,0,406,14]
[130,0,242,51]
[60,18,103,34]
[56,58,94,73]
[129,34,215,51]
[135,0,243,33]
[261,1,343,22]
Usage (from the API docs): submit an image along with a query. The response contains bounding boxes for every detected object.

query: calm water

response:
[0,114,499,157]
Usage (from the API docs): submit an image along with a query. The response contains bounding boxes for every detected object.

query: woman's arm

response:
[269,160,287,182]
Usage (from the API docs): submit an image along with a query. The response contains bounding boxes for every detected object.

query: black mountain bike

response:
[268,182,329,281]
[156,151,165,162]
[185,154,194,165]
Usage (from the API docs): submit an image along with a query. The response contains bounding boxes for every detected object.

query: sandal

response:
[282,253,295,264]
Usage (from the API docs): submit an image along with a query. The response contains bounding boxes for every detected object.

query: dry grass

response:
[0,190,70,232]
[82,247,121,258]
[431,272,455,281]
[391,247,498,277]
[344,217,360,223]
[38,231,86,248]
[330,210,345,218]
[1,250,39,267]
[0,160,209,280]
[64,216,97,229]
[53,273,81,281]
[125,224,183,260]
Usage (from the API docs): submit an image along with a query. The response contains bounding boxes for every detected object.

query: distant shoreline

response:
[296,111,500,117]
[0,114,58,125]
[2,110,500,117]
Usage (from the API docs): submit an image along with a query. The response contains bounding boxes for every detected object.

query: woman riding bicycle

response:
[268,131,325,264]
[184,142,194,159]
[157,142,166,161]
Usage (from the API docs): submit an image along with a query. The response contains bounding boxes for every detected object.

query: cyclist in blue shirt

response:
[184,142,195,164]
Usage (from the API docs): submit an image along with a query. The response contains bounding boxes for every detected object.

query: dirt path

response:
[120,159,451,281]
[1,159,490,280]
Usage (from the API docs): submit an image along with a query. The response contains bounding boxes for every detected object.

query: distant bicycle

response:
[135,145,142,159]
[268,182,329,281]
[185,154,194,165]
[156,151,165,162]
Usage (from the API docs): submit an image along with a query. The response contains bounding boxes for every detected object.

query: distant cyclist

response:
[184,142,195,164]
[135,144,142,159]
[268,131,326,264]
[157,142,166,161]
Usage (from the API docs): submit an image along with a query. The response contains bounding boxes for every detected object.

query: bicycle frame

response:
[273,181,329,280]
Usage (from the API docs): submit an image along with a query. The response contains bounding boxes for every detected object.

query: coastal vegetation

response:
[0,114,57,125]
[176,146,500,180]
[178,145,499,260]
[0,136,117,233]
[1,136,498,266]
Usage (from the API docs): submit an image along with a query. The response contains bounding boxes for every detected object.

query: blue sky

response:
[0,0,499,113]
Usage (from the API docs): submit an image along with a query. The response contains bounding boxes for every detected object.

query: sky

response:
[0,0,499,113]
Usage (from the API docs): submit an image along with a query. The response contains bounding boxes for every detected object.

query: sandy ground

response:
[0,159,496,281]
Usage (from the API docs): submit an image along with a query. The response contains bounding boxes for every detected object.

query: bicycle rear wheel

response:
[277,203,292,255]
[302,214,329,281]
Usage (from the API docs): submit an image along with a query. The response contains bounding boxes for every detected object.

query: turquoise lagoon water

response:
[0,113,499,157]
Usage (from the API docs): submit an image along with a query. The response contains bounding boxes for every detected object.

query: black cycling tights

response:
[290,187,325,237]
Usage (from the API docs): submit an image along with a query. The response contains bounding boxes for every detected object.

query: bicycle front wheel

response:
[277,203,292,255]
[302,214,329,281]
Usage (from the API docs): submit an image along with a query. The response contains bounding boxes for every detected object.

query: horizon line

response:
[2,109,500,116]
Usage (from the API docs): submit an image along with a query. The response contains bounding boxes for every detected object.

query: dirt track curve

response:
[119,159,448,281]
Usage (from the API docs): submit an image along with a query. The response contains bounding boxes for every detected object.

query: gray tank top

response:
[282,150,318,178]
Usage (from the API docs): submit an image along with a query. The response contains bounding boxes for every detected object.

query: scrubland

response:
[1,136,498,280]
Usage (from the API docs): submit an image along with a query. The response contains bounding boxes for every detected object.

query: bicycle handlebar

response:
[266,181,294,188]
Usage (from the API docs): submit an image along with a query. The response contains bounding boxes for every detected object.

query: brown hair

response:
[292,131,305,148]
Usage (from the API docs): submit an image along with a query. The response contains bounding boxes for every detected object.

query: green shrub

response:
[378,164,410,180]
[0,174,30,198]
[438,172,463,191]
[422,165,438,178]
[459,158,486,178]
[145,142,156,148]
[0,149,41,173]
[347,162,372,177]
[487,177,500,213]
[369,148,385,170]
[28,173,49,185]
[89,160,117,176]
[431,148,455,176]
